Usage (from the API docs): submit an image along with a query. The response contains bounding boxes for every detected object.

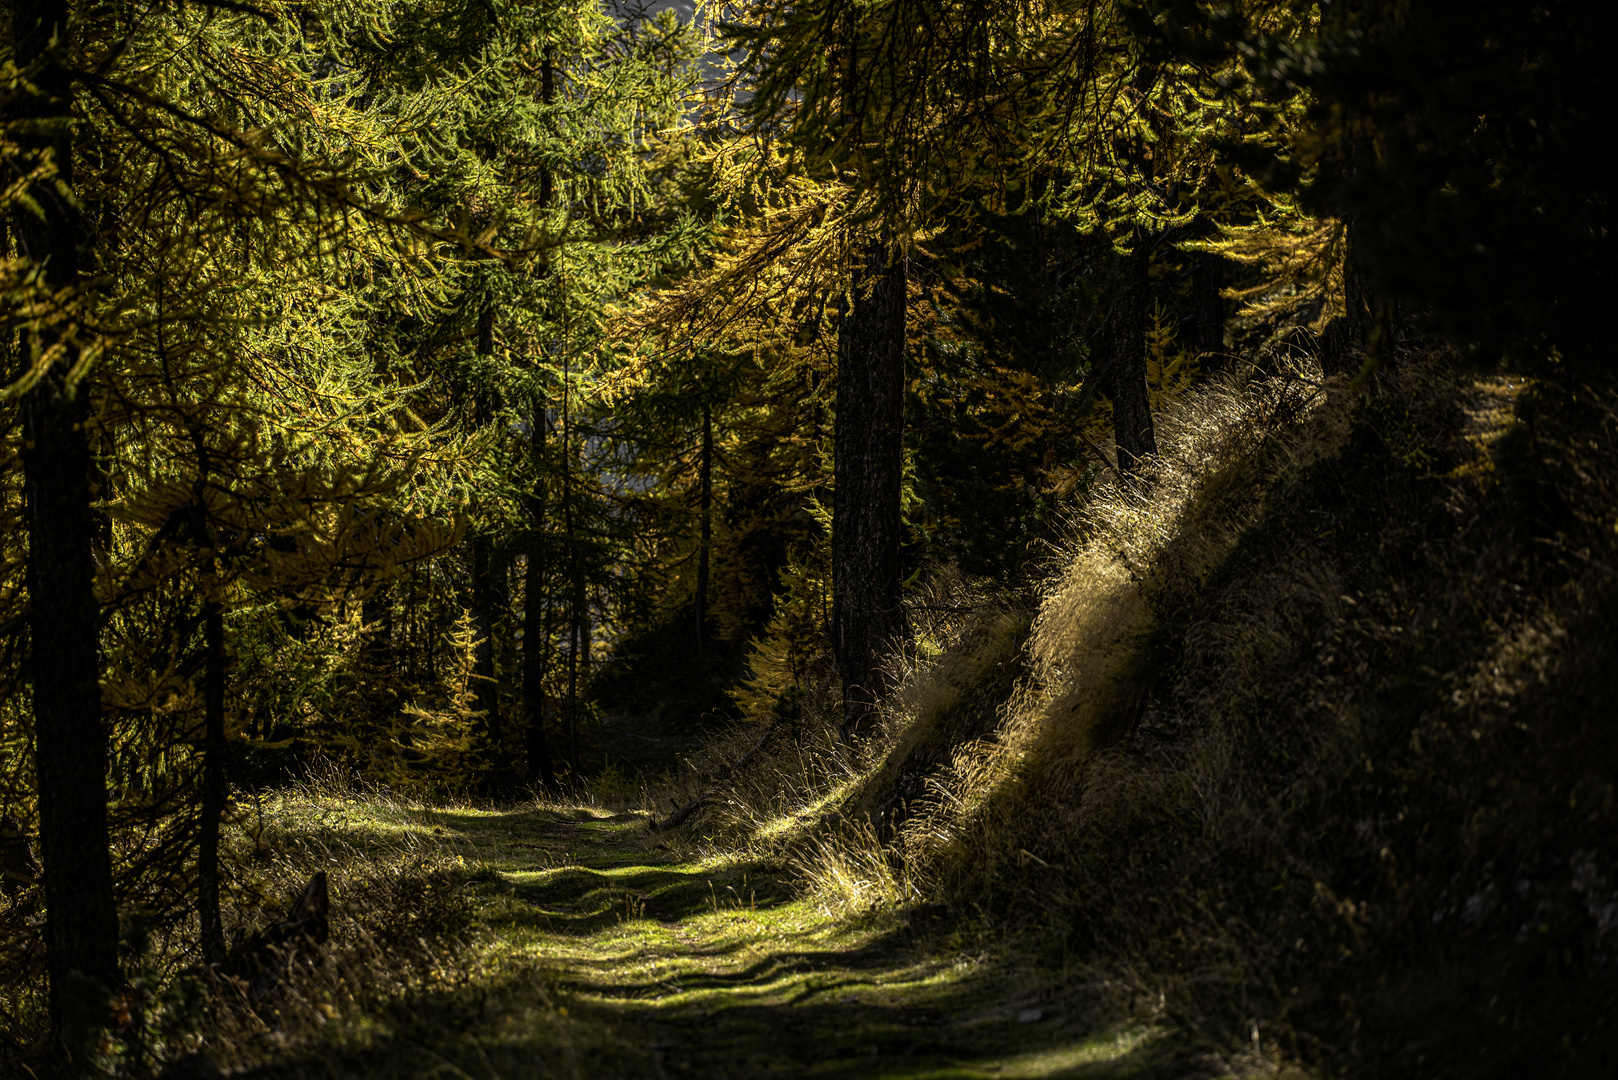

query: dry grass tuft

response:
[107,765,490,1073]
[920,363,1346,901]
[791,815,913,916]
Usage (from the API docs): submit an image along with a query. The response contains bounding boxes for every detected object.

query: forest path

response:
[318,803,1176,1080]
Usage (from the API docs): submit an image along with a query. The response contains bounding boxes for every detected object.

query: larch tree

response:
[7,0,122,1036]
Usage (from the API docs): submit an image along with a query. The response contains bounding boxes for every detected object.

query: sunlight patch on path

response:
[435,807,1173,1079]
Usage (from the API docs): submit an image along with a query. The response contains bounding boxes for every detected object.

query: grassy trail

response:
[273,802,1173,1080]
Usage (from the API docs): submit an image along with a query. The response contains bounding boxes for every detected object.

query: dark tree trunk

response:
[561,353,582,783]
[522,45,558,793]
[565,598,577,781]
[406,566,419,682]
[522,407,555,791]
[538,47,556,212]
[1321,138,1391,378]
[187,442,228,966]
[11,0,122,1032]
[1320,211,1376,378]
[521,547,555,790]
[430,579,445,683]
[470,302,501,749]
[541,552,560,778]
[566,578,586,782]
[470,536,500,744]
[361,586,392,665]
[1189,250,1226,365]
[198,568,227,965]
[694,402,712,654]
[1106,232,1158,475]
[360,581,395,747]
[833,239,908,740]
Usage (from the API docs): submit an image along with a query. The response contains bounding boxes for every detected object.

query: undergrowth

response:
[668,355,1618,1077]
[191,764,484,1069]
[0,763,498,1074]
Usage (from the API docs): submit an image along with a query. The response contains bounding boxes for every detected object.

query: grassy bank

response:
[649,356,1618,1078]
[150,785,1191,1079]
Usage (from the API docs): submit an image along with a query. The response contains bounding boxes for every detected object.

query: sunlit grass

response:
[197,788,1179,1080]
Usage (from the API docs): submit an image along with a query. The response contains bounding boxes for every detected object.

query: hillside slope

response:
[684,356,1618,1077]
[905,357,1618,1077]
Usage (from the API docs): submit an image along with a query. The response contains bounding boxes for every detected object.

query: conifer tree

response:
[7,0,122,1032]
[3,0,523,1034]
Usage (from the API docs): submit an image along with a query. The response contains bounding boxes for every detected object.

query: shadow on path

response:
[244,808,1186,1080]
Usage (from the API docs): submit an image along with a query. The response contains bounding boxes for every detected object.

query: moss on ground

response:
[240,801,1203,1080]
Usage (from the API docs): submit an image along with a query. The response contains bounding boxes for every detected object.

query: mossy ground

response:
[245,799,1188,1080]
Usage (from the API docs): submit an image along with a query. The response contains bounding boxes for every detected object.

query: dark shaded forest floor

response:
[247,802,1183,1080]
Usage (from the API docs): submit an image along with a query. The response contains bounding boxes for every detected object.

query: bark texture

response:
[470,535,501,741]
[833,239,908,739]
[1320,212,1375,377]
[11,0,123,1029]
[694,402,712,653]
[470,302,501,747]
[199,563,227,964]
[1189,250,1226,364]
[1107,232,1158,475]
[522,412,555,790]
[522,48,557,790]
[566,579,586,779]
[561,360,583,781]
[1320,141,1391,378]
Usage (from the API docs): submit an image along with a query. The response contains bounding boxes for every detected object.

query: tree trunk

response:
[198,566,227,965]
[522,407,555,791]
[566,576,586,782]
[470,536,500,744]
[1107,231,1158,475]
[832,239,908,740]
[522,44,558,793]
[406,565,419,682]
[470,302,501,751]
[11,0,122,1033]
[565,597,577,782]
[538,47,556,212]
[430,577,445,683]
[1319,208,1376,378]
[361,585,392,668]
[561,351,583,783]
[541,547,560,779]
[1321,135,1392,379]
[694,402,712,654]
[521,549,555,790]
[360,581,396,747]
[1189,249,1226,366]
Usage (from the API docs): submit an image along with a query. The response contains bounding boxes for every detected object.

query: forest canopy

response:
[0,0,1609,1072]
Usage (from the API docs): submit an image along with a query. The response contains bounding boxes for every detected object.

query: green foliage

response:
[0,0,1608,1070]
[729,537,834,726]
[1,0,704,1044]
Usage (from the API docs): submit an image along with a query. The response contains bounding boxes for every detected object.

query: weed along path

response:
[265,802,1175,1080]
